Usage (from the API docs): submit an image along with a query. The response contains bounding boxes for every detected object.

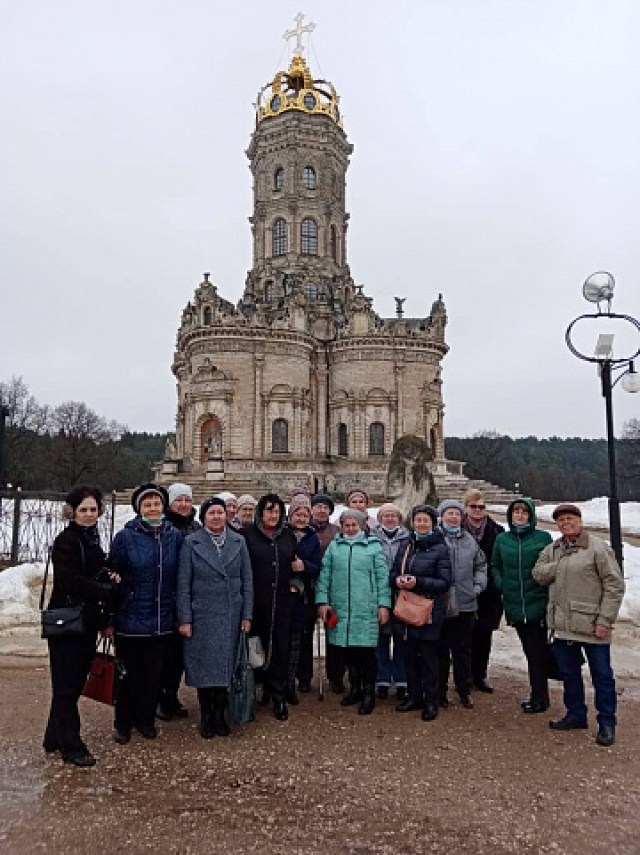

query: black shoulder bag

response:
[40,547,85,639]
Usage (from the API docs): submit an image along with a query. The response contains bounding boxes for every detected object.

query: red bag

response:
[82,639,122,705]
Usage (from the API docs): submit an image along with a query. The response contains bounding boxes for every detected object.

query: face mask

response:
[415,531,433,540]
[382,526,399,537]
[343,532,362,543]
[142,514,165,527]
[442,524,460,535]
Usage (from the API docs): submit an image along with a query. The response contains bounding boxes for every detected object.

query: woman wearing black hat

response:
[108,483,183,745]
[43,485,119,767]
[242,493,299,720]
[177,497,253,738]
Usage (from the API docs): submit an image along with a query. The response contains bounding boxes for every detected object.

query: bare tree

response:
[51,401,126,485]
[0,377,51,486]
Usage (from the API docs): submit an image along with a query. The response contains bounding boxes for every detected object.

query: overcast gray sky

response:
[2,0,639,439]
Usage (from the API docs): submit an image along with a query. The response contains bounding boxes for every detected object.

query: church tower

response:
[163,18,449,501]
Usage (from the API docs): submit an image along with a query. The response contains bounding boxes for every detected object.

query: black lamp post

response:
[565,272,640,572]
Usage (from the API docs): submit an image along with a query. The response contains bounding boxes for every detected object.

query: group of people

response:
[43,481,625,767]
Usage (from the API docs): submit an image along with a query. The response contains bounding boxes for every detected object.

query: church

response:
[158,21,451,501]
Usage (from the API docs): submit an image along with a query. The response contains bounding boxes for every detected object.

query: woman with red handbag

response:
[391,505,451,722]
[43,486,119,767]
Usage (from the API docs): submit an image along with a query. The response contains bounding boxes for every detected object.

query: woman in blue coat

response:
[108,484,183,745]
[391,504,451,721]
[177,497,253,738]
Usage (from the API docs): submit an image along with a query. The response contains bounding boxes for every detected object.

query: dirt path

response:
[1,646,639,855]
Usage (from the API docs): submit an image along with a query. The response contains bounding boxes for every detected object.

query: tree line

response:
[445,426,640,502]
[0,377,167,492]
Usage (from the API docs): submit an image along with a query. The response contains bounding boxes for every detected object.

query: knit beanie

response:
[131,483,169,515]
[288,493,312,520]
[199,496,226,523]
[168,483,193,506]
[215,491,237,504]
[376,503,403,523]
[346,488,369,506]
[437,499,465,518]
[236,494,257,511]
[311,493,335,514]
[339,508,368,530]
[411,504,438,527]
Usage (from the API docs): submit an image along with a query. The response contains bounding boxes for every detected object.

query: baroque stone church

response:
[159,29,450,500]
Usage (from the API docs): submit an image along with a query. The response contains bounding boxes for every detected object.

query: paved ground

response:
[1,636,639,855]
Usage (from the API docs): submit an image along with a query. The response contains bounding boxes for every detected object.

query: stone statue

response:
[164,434,178,460]
[386,434,438,519]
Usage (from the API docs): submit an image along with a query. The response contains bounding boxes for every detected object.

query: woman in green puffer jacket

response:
[316,509,391,716]
[492,498,552,714]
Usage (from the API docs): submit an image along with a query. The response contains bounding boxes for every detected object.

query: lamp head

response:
[621,362,640,393]
[583,271,615,311]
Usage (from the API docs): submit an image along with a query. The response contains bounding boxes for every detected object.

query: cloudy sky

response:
[3,0,639,439]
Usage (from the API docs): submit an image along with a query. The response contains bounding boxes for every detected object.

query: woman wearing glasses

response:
[462,490,504,694]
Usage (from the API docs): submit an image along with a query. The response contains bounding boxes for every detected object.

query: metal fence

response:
[0,490,117,566]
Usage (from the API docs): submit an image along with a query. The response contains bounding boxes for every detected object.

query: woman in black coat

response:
[391,504,451,721]
[242,493,298,721]
[43,486,118,767]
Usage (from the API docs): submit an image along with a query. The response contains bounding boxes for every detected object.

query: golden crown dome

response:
[255,53,342,128]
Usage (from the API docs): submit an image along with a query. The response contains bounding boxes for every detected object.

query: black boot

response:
[341,665,364,706]
[212,689,230,737]
[358,686,376,716]
[198,689,215,739]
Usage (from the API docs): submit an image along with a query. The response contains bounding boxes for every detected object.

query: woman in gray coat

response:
[177,497,253,738]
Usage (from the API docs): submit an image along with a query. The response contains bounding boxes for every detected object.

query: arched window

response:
[274,167,284,191]
[303,165,317,190]
[338,423,348,457]
[304,281,318,301]
[369,422,385,456]
[203,306,213,326]
[272,418,289,453]
[201,417,222,462]
[272,219,287,257]
[301,218,317,255]
[264,281,274,301]
[330,225,337,262]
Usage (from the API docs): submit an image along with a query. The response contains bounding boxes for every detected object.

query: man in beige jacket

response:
[533,504,625,746]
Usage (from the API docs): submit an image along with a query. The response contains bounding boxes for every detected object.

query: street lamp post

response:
[565,272,640,572]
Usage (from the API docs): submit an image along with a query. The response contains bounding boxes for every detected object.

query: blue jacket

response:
[391,530,452,640]
[109,518,183,636]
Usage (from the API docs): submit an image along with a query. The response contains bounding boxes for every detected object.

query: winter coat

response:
[439,527,487,614]
[109,518,183,636]
[48,522,114,632]
[492,499,552,624]
[286,523,322,630]
[311,520,340,555]
[371,524,411,635]
[242,517,298,642]
[315,533,392,648]
[176,526,253,687]
[465,517,504,631]
[165,507,201,535]
[390,530,452,640]
[532,530,625,644]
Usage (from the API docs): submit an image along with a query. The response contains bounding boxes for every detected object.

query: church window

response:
[265,281,274,301]
[272,218,287,256]
[272,418,289,453]
[303,166,317,190]
[203,306,212,326]
[274,168,284,191]
[301,218,317,255]
[338,423,348,457]
[369,422,385,456]
[304,282,318,301]
[330,225,337,262]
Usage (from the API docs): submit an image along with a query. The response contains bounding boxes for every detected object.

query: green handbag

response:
[229,631,255,727]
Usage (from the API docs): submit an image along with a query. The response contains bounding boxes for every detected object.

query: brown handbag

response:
[392,546,434,627]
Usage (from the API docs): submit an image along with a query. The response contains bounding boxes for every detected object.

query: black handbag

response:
[40,549,85,639]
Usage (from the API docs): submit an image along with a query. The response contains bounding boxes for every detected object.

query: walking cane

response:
[316,619,324,702]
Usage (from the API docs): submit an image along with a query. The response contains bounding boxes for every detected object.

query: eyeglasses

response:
[467,504,486,510]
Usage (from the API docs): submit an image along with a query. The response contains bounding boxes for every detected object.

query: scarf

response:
[207,528,227,554]
[465,518,487,543]
[76,522,101,549]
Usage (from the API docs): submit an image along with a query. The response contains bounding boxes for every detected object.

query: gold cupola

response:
[255,53,342,128]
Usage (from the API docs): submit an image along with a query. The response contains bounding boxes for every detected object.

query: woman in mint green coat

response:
[316,509,391,715]
[492,498,552,713]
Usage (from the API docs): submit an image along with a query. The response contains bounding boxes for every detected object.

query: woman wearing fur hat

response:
[242,493,300,720]
[108,483,183,745]
[177,497,253,738]
[437,499,487,709]
[43,486,119,767]
[371,503,411,701]
[285,494,322,702]
[316,509,392,715]
[156,483,201,721]
[391,504,451,721]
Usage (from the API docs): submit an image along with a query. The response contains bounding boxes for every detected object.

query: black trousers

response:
[438,611,476,698]
[44,632,97,756]
[114,635,172,731]
[295,607,317,687]
[254,603,293,703]
[472,590,502,683]
[344,646,376,689]
[402,637,440,706]
[514,620,550,706]
[158,631,185,708]
[326,643,347,685]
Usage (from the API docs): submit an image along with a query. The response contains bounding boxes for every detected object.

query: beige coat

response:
[532,530,625,644]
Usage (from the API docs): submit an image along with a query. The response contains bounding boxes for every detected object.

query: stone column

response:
[254,355,264,458]
[394,363,405,436]
[316,367,327,457]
